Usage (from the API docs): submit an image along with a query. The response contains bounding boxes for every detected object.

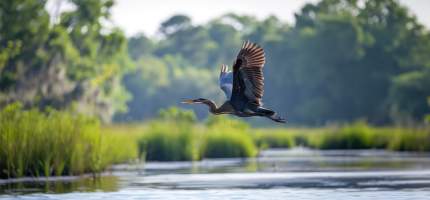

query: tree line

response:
[1,0,430,125]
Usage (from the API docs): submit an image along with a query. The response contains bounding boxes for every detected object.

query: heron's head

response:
[181,98,207,104]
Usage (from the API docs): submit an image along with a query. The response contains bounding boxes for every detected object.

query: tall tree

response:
[0,0,131,122]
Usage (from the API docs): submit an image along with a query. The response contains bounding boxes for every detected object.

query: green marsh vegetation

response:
[253,122,430,152]
[1,104,430,179]
[2,0,430,126]
[0,103,138,179]
[202,116,257,158]
[131,119,430,163]
[137,107,257,161]
[111,109,430,162]
[1,0,430,180]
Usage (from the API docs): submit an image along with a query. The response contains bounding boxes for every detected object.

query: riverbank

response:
[1,104,429,179]
[0,104,139,179]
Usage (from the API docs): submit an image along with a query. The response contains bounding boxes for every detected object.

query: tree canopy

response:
[0,0,131,122]
[118,0,430,125]
[1,0,429,125]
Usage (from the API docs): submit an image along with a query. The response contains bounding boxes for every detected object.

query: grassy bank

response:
[132,116,257,161]
[254,122,430,151]
[202,119,257,158]
[135,118,430,161]
[0,103,138,179]
[2,104,430,179]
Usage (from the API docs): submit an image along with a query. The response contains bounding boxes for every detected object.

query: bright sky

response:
[47,0,430,37]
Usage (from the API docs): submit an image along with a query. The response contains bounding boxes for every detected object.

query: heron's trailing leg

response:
[181,98,234,115]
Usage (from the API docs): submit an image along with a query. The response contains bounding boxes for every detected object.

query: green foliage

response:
[206,115,249,129]
[138,122,199,161]
[2,103,429,178]
[157,106,196,123]
[389,70,430,123]
[253,130,296,149]
[120,0,430,125]
[0,103,138,178]
[136,107,200,161]
[135,115,257,161]
[115,54,220,121]
[388,128,430,151]
[4,0,430,180]
[0,0,131,122]
[422,96,430,124]
[202,116,256,158]
[159,15,192,36]
[1,0,430,125]
[128,34,155,60]
[306,122,430,151]
[0,0,50,88]
[133,119,430,162]
[202,127,257,158]
[250,122,430,152]
[312,122,374,149]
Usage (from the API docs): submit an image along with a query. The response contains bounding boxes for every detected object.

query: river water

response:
[2,148,430,199]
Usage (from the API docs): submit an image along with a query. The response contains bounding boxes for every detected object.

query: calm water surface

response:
[2,148,430,199]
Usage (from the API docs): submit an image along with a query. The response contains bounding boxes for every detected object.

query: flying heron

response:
[182,41,286,123]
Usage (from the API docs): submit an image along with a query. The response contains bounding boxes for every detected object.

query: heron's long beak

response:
[181,99,195,104]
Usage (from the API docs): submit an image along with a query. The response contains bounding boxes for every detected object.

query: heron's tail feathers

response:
[255,107,286,123]
[267,113,286,123]
[255,107,274,115]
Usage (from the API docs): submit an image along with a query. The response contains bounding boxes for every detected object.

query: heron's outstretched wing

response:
[231,41,265,107]
[219,64,233,99]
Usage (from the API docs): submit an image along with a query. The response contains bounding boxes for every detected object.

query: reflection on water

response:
[2,148,430,199]
[0,176,118,195]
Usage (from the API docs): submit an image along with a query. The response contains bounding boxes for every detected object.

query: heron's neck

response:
[202,99,218,114]
[202,100,234,115]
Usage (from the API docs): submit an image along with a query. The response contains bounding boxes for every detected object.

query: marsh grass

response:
[253,130,296,149]
[309,122,374,149]
[387,128,430,151]
[201,118,257,158]
[138,121,200,161]
[0,103,138,179]
[201,116,257,158]
[201,129,257,158]
[137,116,258,160]
[251,128,325,149]
[306,122,430,151]
[249,122,430,152]
[2,103,430,179]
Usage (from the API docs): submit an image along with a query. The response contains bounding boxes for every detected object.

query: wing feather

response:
[231,41,266,107]
[219,64,233,99]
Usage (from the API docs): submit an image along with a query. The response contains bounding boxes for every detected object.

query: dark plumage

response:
[182,41,286,123]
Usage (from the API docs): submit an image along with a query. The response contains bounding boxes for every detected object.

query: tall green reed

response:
[138,121,200,161]
[0,103,138,179]
[201,116,257,158]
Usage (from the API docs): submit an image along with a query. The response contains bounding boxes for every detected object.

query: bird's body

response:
[183,41,286,123]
